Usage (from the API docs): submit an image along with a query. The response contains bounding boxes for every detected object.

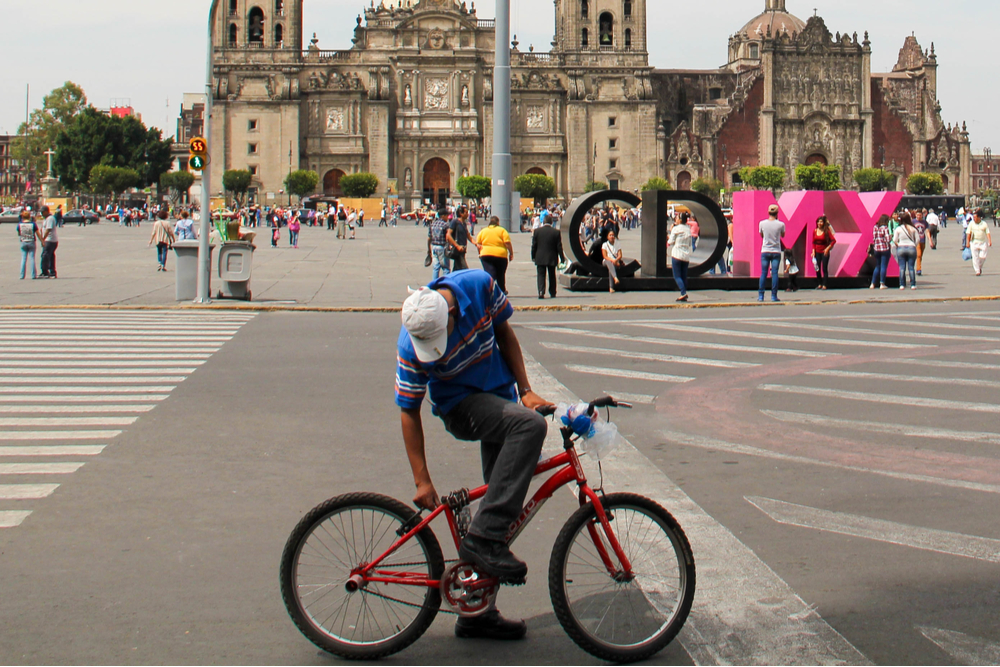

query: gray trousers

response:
[441,393,547,543]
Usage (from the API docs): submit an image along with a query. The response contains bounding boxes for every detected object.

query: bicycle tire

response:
[549,492,696,662]
[279,492,444,660]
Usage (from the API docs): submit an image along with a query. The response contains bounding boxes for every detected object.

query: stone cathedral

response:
[208,0,970,208]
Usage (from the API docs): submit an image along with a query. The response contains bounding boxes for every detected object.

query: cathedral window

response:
[249,165,258,176]
[623,1,632,17]
[228,23,238,47]
[609,138,618,150]
[248,6,265,45]
[275,23,284,47]
[248,119,259,131]
[275,0,284,15]
[608,116,618,128]
[609,159,618,170]
[581,28,589,48]
[229,0,238,16]
[581,0,588,18]
[599,13,614,46]
[248,143,259,154]
[624,28,631,49]
[709,87,722,100]
[748,43,759,59]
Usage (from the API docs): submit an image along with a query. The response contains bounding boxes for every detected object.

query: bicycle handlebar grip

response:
[589,396,617,412]
[536,405,557,417]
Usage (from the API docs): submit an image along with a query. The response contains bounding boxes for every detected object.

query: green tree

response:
[739,166,786,192]
[339,172,380,198]
[585,180,608,192]
[905,172,945,195]
[160,170,196,206]
[89,165,140,201]
[853,168,897,192]
[457,175,492,202]
[794,163,842,191]
[514,174,556,204]
[54,107,173,190]
[285,169,320,200]
[12,82,89,178]
[222,169,253,207]
[691,177,725,201]
[640,177,672,191]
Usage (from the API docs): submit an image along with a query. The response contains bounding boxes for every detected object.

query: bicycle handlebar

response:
[534,396,633,418]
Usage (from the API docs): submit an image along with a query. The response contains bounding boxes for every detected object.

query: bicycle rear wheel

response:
[279,493,444,660]
[549,492,695,662]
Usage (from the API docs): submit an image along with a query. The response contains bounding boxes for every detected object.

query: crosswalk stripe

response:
[848,318,1000,334]
[541,341,756,369]
[809,369,1000,390]
[0,336,233,343]
[599,390,656,405]
[660,429,1000,495]
[917,626,1000,665]
[0,346,221,352]
[758,319,997,343]
[0,446,106,456]
[0,406,155,414]
[760,384,1000,414]
[0,462,85,474]
[0,361,205,368]
[0,431,121,440]
[527,325,830,358]
[630,322,919,349]
[0,484,59,499]
[0,417,138,426]
[0,511,32,527]
[954,315,1000,322]
[0,353,212,360]
[0,396,170,403]
[565,364,693,384]
[0,369,197,375]
[0,325,241,331]
[762,410,1000,445]
[901,359,1000,372]
[0,377,186,383]
[0,386,175,394]
[747,496,1000,564]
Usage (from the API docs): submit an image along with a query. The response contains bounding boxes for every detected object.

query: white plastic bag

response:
[578,420,624,461]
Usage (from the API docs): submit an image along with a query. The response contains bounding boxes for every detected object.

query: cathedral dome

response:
[738,0,806,39]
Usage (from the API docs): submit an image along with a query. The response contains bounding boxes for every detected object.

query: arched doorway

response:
[423,158,451,209]
[526,167,547,176]
[323,169,346,196]
[677,171,692,191]
[805,153,828,166]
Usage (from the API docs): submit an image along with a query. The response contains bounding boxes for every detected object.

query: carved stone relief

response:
[424,78,450,110]
[326,107,345,133]
[526,105,545,132]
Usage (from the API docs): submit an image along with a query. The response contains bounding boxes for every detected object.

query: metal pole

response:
[196,0,218,303]
[492,0,512,232]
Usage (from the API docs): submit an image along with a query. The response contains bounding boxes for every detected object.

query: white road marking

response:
[0,326,241,333]
[565,364,693,384]
[0,462,85,475]
[0,336,233,343]
[917,626,1000,665]
[599,390,657,405]
[760,384,1000,414]
[0,369,197,376]
[660,428,1000,495]
[0,346,220,352]
[0,417,137,427]
[762,410,1000,445]
[0,395,169,403]
[0,360,206,367]
[0,376,187,383]
[954,314,1000,322]
[0,446,106,456]
[0,386,176,393]
[747,496,1000,564]
[758,319,997,343]
[904,359,1000,372]
[524,353,870,665]
[809,369,1000,390]
[0,511,32,528]
[541,341,756,369]
[849,317,1000,333]
[0,484,59,499]
[526,325,830,358]
[631,322,918,349]
[522,310,995,327]
[0,431,121,441]
[0,353,212,360]
[0,405,155,414]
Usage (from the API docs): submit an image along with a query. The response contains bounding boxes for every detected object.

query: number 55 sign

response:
[189,137,208,171]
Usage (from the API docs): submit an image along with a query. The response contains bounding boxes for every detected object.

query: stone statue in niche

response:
[461,85,470,107]
[404,84,412,107]
[327,107,345,132]
[483,77,493,101]
[526,105,545,131]
[424,78,450,110]
[462,168,469,178]
[404,168,413,189]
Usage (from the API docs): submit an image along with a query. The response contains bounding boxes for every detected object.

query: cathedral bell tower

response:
[214,0,303,53]
[555,0,647,62]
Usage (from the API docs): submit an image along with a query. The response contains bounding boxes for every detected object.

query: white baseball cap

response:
[402,287,450,363]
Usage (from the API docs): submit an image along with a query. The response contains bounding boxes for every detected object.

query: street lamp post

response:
[878,146,886,191]
[196,0,220,304]
[492,0,512,232]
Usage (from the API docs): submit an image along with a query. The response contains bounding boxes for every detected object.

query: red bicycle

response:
[279,397,696,662]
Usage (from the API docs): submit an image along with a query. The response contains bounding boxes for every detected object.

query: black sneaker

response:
[458,535,528,581]
[455,610,527,640]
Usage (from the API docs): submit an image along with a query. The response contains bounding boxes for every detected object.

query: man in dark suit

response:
[531,215,565,299]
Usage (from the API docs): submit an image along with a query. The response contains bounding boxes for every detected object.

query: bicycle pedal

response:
[500,576,527,587]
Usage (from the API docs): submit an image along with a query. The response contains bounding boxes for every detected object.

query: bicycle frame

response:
[356,428,634,591]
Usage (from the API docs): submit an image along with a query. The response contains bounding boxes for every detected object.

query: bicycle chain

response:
[359,559,461,616]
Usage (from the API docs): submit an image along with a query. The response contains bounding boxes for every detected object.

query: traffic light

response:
[189,136,208,172]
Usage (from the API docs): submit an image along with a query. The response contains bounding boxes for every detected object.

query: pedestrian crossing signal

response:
[189,155,206,171]
[189,136,208,171]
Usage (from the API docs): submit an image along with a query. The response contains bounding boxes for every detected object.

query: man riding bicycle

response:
[396,269,554,640]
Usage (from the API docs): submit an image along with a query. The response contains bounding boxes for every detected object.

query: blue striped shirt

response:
[395,270,516,416]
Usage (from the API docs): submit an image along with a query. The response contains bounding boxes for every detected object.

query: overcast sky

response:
[2,0,996,152]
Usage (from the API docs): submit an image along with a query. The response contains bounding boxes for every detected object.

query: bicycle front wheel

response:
[549,492,696,662]
[279,493,444,660]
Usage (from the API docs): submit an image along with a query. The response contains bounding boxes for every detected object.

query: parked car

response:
[400,209,431,223]
[105,211,120,222]
[0,207,25,223]
[62,209,100,225]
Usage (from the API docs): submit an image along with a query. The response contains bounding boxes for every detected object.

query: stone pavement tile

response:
[0,220,994,309]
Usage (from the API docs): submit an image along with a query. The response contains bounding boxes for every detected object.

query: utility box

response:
[217,241,254,301]
[173,241,215,301]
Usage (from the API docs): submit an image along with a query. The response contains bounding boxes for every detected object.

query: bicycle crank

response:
[439,562,499,617]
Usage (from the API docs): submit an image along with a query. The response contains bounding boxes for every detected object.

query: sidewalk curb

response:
[0,295,997,314]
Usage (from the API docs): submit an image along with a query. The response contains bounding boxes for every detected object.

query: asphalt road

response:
[1,301,999,664]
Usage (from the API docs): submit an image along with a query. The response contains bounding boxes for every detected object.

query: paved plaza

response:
[1,219,995,309]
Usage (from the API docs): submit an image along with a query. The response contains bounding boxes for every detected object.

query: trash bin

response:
[172,241,215,301]
[216,240,254,301]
